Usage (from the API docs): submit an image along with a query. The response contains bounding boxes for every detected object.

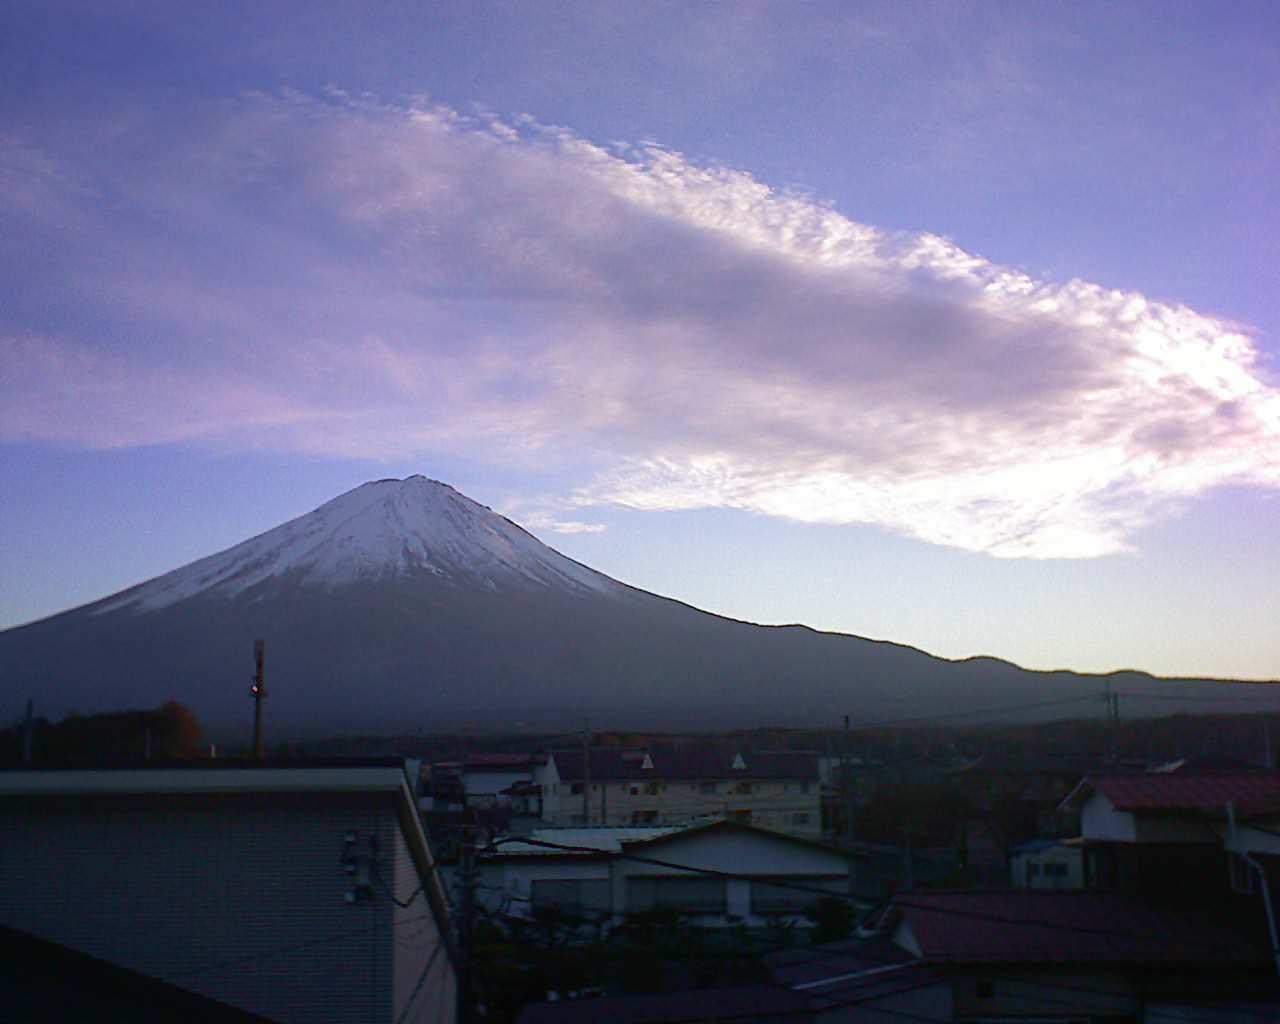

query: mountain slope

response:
[1,477,1272,738]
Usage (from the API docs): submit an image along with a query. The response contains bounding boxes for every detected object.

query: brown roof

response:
[1065,773,1280,817]
[892,890,1270,967]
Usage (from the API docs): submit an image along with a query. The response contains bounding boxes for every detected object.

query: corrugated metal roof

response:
[894,890,1270,966]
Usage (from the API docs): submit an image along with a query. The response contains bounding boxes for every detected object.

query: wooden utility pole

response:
[21,698,33,764]
[250,639,266,759]
[1103,681,1119,764]
[842,714,855,848]
[581,718,591,826]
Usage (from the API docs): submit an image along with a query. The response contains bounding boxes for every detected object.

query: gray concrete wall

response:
[0,792,453,1024]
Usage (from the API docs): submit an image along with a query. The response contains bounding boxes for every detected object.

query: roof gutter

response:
[1228,800,1280,979]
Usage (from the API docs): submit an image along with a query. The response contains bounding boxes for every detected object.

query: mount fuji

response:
[0,476,1268,738]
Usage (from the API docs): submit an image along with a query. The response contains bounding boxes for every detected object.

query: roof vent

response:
[731,753,747,771]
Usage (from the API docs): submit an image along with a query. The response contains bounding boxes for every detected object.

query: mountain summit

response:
[0,477,1266,737]
[95,476,617,615]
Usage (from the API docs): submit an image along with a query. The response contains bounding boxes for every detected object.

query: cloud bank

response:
[2,94,1278,557]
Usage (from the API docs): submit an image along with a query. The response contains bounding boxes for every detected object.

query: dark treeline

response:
[1,701,204,765]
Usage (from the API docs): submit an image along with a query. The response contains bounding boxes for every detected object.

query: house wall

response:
[540,771,821,837]
[533,760,561,820]
[392,821,457,1024]
[475,857,613,920]
[1010,844,1083,889]
[1133,815,1219,844]
[1080,792,1137,842]
[477,827,851,929]
[461,770,529,800]
[0,792,454,1024]
[610,827,851,927]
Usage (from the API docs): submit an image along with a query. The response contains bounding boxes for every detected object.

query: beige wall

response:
[543,777,821,837]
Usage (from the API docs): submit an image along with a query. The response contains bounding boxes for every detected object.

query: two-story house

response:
[536,748,820,837]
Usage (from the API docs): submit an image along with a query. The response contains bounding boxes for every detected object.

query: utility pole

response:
[458,810,477,1024]
[250,639,266,759]
[842,715,855,849]
[21,698,33,764]
[581,718,591,826]
[1103,680,1119,765]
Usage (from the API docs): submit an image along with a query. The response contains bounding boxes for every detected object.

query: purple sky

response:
[2,1,1278,681]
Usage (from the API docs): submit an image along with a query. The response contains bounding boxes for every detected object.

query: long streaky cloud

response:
[2,94,1278,557]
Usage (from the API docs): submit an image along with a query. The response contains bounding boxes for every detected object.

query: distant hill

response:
[1,476,1273,738]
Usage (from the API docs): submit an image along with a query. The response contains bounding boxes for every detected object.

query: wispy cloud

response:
[3,94,1278,557]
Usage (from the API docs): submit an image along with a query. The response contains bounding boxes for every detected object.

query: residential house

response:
[536,748,821,837]
[0,759,457,1024]
[1009,837,1083,889]
[863,888,1276,1021]
[475,818,855,929]
[1060,771,1280,907]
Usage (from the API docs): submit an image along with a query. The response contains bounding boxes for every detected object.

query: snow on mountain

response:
[94,476,620,614]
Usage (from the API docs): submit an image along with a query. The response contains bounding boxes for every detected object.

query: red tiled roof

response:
[894,890,1268,967]
[1081,773,1280,816]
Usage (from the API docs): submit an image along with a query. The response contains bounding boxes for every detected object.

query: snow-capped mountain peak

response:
[95,476,618,614]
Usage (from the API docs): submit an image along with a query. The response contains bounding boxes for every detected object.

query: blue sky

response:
[2,1,1278,680]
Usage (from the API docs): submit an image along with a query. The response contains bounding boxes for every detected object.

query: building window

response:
[791,813,810,826]
[731,809,752,824]
[632,810,658,824]
[733,781,753,795]
[976,980,994,1000]
[799,782,810,794]
[1043,863,1068,879]
[645,781,660,795]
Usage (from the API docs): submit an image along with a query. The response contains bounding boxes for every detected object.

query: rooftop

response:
[0,758,415,798]
[1062,772,1280,817]
[890,890,1270,967]
[551,748,818,782]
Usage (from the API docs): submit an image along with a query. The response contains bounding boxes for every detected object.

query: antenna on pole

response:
[22,698,34,764]
[581,718,591,826]
[1103,680,1119,765]
[250,639,266,759]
